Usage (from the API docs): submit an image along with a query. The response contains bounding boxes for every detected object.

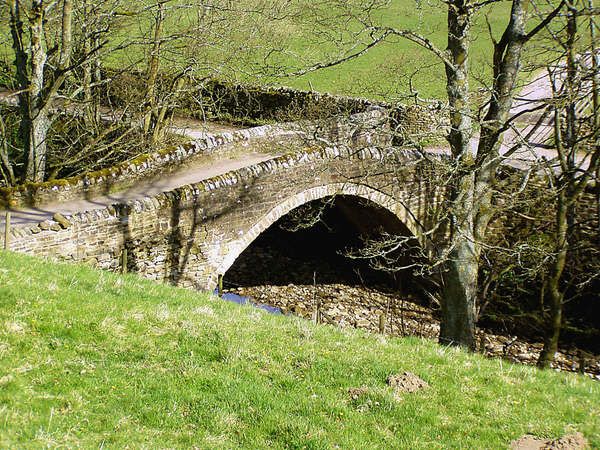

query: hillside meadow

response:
[0,251,599,448]
[0,0,520,99]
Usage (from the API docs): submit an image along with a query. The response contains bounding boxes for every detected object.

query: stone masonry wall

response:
[0,123,298,208]
[104,72,447,137]
[6,146,444,290]
[195,80,448,144]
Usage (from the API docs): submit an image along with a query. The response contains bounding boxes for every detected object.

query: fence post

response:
[313,299,321,325]
[121,247,128,274]
[312,271,320,324]
[217,274,223,297]
[378,312,386,334]
[578,350,586,375]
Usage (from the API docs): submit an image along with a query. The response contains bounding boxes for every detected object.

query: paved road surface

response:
[0,151,282,230]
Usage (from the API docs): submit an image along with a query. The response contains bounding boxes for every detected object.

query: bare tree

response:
[7,0,75,182]
[2,0,131,182]
[0,0,291,182]
[534,0,600,367]
[276,0,566,349]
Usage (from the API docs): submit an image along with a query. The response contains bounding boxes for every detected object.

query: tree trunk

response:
[152,72,187,144]
[589,0,600,243]
[0,113,16,186]
[24,111,51,182]
[440,232,478,349]
[439,0,479,349]
[143,2,165,137]
[474,0,529,238]
[538,5,578,368]
[8,0,73,183]
[439,0,532,349]
[538,188,568,368]
[82,0,99,130]
[24,0,48,182]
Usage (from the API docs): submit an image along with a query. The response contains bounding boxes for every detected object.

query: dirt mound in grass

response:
[511,432,588,449]
[347,386,369,401]
[386,371,429,393]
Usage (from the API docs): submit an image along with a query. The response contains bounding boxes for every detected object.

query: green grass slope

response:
[0,0,514,100]
[1,251,599,448]
[269,0,513,99]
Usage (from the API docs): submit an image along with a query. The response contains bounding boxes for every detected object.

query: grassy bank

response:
[0,0,514,100]
[1,251,598,448]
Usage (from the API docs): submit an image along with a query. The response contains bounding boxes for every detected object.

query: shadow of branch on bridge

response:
[164,176,262,290]
[165,191,201,288]
[79,163,186,212]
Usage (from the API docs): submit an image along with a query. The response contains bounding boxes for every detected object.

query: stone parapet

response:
[0,108,392,209]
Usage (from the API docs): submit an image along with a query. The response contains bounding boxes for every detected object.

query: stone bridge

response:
[3,77,598,297]
[3,109,445,290]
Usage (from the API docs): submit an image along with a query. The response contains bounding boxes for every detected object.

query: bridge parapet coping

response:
[9,142,424,238]
[0,122,302,209]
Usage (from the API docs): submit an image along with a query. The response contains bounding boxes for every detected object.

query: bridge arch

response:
[211,182,424,288]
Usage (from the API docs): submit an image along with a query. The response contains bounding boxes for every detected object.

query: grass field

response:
[0,0,518,100]
[265,0,514,99]
[1,250,599,448]
[122,0,516,100]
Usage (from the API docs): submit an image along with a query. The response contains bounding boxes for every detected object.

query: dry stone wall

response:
[197,80,447,144]
[104,72,448,135]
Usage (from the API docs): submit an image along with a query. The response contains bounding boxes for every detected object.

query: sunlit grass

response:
[0,250,599,448]
[0,0,521,100]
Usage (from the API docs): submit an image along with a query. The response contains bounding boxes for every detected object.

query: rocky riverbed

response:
[225,283,600,380]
